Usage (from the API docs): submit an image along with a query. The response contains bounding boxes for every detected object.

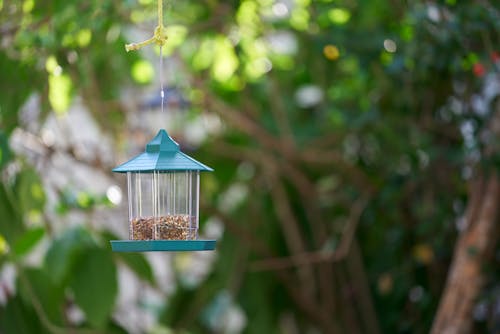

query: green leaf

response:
[70,248,117,328]
[0,52,37,134]
[0,130,12,170]
[15,168,46,213]
[44,227,95,284]
[106,322,129,334]
[102,230,153,284]
[0,295,47,334]
[0,182,24,243]
[18,268,65,326]
[115,252,154,285]
[12,227,45,257]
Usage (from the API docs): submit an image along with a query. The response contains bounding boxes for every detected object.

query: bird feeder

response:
[110,129,215,252]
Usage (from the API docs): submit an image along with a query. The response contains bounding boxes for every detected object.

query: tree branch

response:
[250,196,370,271]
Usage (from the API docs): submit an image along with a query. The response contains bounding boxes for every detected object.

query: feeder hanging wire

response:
[125,0,167,113]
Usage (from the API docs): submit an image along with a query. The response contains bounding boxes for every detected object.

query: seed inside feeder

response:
[131,217,154,240]
[155,214,196,240]
[131,215,196,240]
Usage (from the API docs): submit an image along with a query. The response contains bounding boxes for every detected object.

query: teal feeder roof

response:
[113,129,213,173]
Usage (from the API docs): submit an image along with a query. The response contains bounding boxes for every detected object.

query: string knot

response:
[125,1,168,52]
[154,25,168,46]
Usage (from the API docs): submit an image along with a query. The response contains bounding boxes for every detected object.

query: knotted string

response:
[124,0,167,112]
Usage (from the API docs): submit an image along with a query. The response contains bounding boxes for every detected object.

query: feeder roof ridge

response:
[146,129,179,152]
[112,129,213,173]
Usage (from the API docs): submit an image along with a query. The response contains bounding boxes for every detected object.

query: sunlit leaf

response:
[290,8,309,30]
[77,29,92,48]
[328,8,351,25]
[161,25,188,56]
[22,0,34,13]
[192,38,215,70]
[48,73,73,115]
[12,227,45,257]
[131,59,154,84]
[0,234,8,255]
[212,36,239,82]
[237,0,260,37]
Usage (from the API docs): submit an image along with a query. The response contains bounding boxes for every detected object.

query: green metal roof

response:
[113,129,213,173]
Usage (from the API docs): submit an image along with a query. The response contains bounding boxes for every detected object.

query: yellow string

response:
[158,0,162,28]
[125,0,167,52]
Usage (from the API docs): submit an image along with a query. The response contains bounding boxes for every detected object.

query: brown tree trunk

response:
[431,102,500,333]
[431,172,499,334]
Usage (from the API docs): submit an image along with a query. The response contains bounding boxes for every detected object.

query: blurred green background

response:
[0,0,499,333]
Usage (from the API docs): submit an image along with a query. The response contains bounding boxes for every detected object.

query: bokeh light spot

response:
[22,0,34,13]
[106,185,122,205]
[413,244,434,264]
[0,234,8,255]
[49,73,72,115]
[77,29,92,48]
[383,39,397,53]
[272,2,289,18]
[323,44,340,60]
[131,59,154,84]
[378,273,393,295]
[328,8,351,25]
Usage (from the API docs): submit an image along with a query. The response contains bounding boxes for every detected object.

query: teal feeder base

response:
[111,240,216,252]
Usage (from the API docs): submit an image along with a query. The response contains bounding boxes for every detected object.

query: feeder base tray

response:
[110,240,216,252]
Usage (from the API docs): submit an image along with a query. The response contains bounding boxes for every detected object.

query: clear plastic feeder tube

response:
[128,172,155,240]
[127,171,199,240]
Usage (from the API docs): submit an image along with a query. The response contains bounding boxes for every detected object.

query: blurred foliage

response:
[1,0,500,333]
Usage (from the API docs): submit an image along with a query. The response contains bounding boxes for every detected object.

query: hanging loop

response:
[125,0,167,52]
